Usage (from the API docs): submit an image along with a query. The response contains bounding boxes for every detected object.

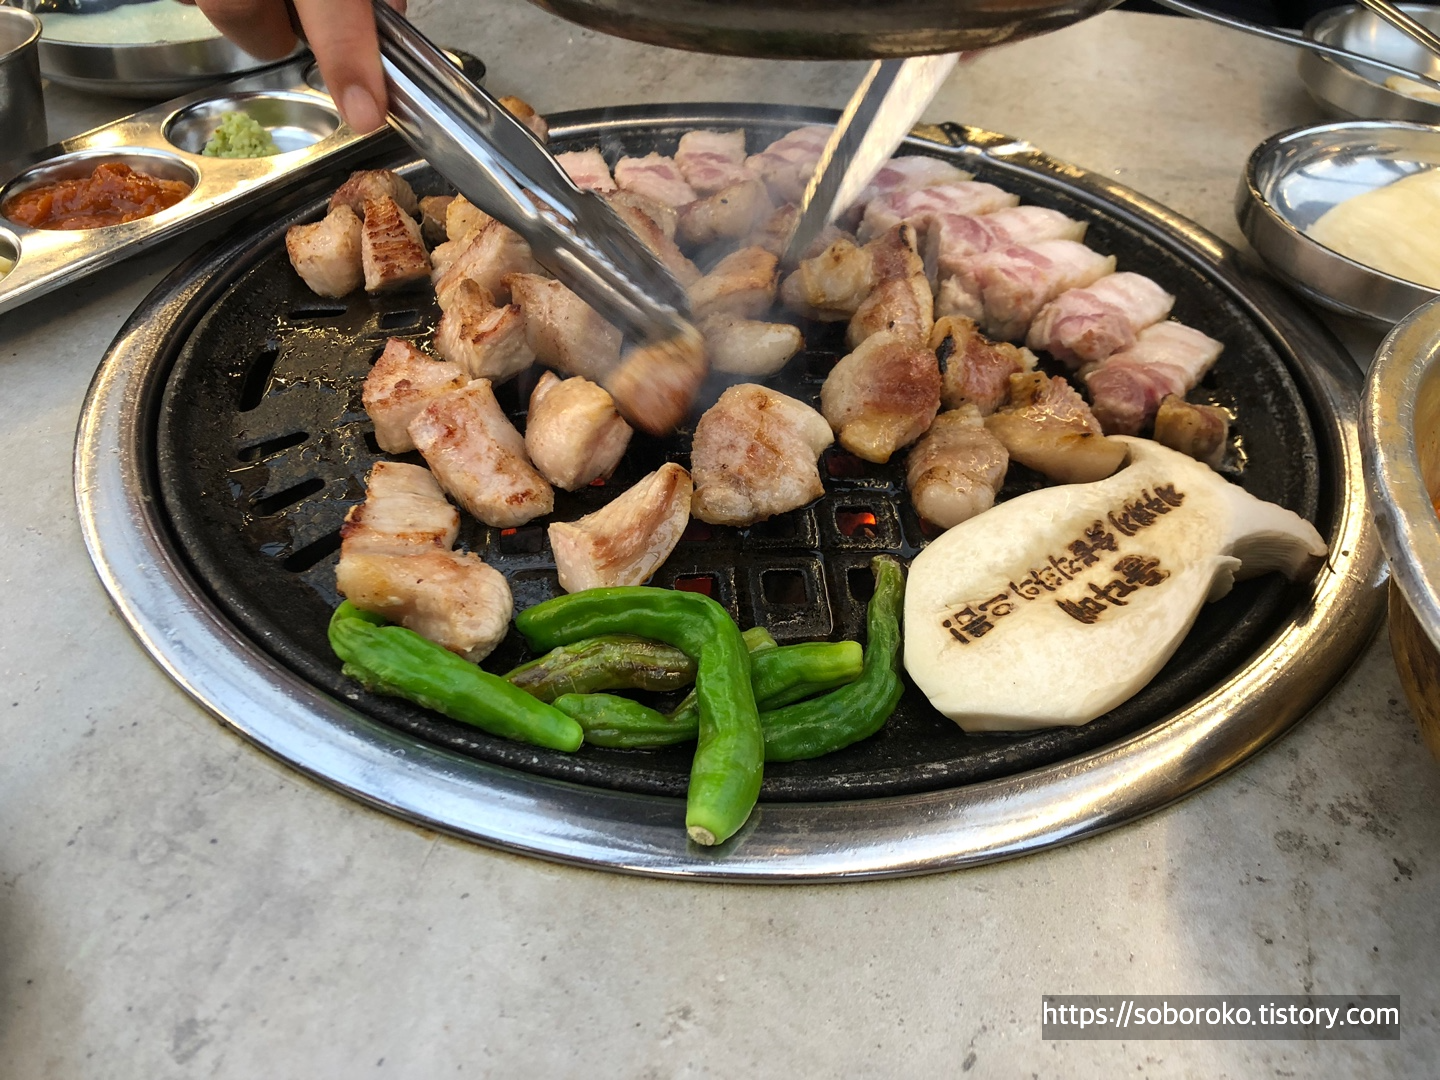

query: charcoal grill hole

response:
[680,519,712,542]
[238,344,281,412]
[283,530,342,573]
[252,477,326,516]
[674,574,716,597]
[761,569,809,606]
[848,567,876,602]
[836,507,880,539]
[498,526,546,554]
[289,303,347,321]
[825,450,866,479]
[236,430,309,463]
[377,309,420,330]
[748,515,798,542]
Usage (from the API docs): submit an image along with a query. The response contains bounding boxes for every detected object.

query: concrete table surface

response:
[2,7,1436,1076]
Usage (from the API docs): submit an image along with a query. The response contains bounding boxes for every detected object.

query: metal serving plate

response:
[76,104,1384,881]
[1301,3,1440,123]
[1237,118,1440,326]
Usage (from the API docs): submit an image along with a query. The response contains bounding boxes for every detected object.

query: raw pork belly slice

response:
[937,239,1116,343]
[1026,271,1175,367]
[614,153,697,207]
[851,156,975,213]
[556,148,617,193]
[362,338,468,453]
[924,205,1087,281]
[549,463,693,592]
[1081,321,1223,436]
[746,124,832,203]
[857,181,1019,243]
[676,130,757,194]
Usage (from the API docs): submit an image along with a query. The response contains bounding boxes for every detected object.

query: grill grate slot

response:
[252,476,326,516]
[283,529,343,573]
[237,344,281,412]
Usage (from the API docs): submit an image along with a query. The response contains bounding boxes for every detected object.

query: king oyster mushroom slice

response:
[904,438,1327,732]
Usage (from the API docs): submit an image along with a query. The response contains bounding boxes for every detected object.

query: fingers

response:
[193,0,298,62]
[293,0,407,133]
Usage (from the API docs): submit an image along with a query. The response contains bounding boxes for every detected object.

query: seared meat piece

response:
[506,272,623,383]
[1081,321,1224,436]
[847,263,933,349]
[362,338,468,453]
[937,239,1116,343]
[1152,394,1231,469]
[699,313,803,378]
[745,203,849,260]
[781,223,922,322]
[429,239,463,279]
[691,384,833,526]
[418,195,453,246]
[338,461,458,553]
[608,190,678,239]
[434,220,542,308]
[605,193,700,286]
[445,194,493,243]
[984,371,1126,483]
[924,205,1087,281]
[676,130,757,194]
[1026,271,1175,367]
[549,463,693,592]
[745,124,832,204]
[931,315,1037,415]
[604,325,708,436]
[360,195,430,293]
[433,280,535,383]
[688,245,778,320]
[330,169,419,218]
[286,204,363,298]
[614,153,697,207]
[408,379,555,528]
[557,148,617,193]
[525,371,633,490]
[677,179,774,248]
[499,94,547,141]
[906,406,1010,529]
[820,330,942,463]
[857,181,1018,243]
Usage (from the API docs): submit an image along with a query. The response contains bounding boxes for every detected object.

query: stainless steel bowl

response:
[1301,4,1440,122]
[1,0,301,97]
[1237,119,1440,326]
[1362,297,1440,760]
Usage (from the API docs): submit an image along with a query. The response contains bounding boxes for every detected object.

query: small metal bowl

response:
[1301,4,1440,122]
[1362,297,1440,761]
[1236,119,1440,325]
[164,91,341,155]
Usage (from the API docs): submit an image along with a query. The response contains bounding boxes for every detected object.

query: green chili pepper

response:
[329,602,584,752]
[516,587,762,846]
[503,635,696,702]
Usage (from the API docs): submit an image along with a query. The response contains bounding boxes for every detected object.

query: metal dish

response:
[1362,297,1440,758]
[1237,118,1440,326]
[77,104,1383,880]
[1301,4,1440,122]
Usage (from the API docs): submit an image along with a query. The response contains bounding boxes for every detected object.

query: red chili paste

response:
[2,162,191,230]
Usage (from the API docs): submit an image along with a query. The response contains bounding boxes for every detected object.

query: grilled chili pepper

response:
[329,602,584,752]
[516,587,762,846]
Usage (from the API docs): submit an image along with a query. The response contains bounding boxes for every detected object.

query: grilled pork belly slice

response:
[689,245,778,320]
[445,194,493,243]
[330,169,419,218]
[361,195,431,293]
[677,179,774,248]
[418,195,453,246]
[691,384,833,526]
[931,316,1038,415]
[924,206,1087,282]
[604,325,708,436]
[608,190,678,240]
[362,338,469,453]
[699,313,803,377]
[505,273,623,383]
[746,124,832,204]
[433,280,535,383]
[614,153,697,207]
[556,148,617,193]
[676,129,757,194]
[499,95,547,141]
[1026,272,1175,367]
[1153,394,1230,469]
[745,204,849,260]
[857,181,1019,244]
[605,193,699,286]
[339,461,459,553]
[286,204,363,298]
[429,239,462,278]
[525,371,633,490]
[847,262,934,348]
[984,371,1126,484]
[434,220,543,308]
[938,239,1116,343]
[820,330,942,463]
[906,406,1010,530]
[1081,321,1224,436]
[549,463,693,592]
[780,223,923,322]
[408,379,555,527]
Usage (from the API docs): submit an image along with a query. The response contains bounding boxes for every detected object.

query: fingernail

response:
[340,85,383,134]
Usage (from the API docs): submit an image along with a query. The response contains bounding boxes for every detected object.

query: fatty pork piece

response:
[1026,271,1176,368]
[445,194,493,243]
[857,181,1019,244]
[434,220,543,308]
[698,313,803,378]
[820,330,942,463]
[549,463,693,592]
[286,204,363,298]
[362,338,468,453]
[931,315,1038,415]
[506,272,623,383]
[850,157,977,217]
[608,190,678,240]
[745,124,832,204]
[360,195,430,293]
[984,371,1127,484]
[746,203,848,261]
[417,195,453,246]
[906,406,1010,530]
[690,384,833,526]
[676,129,758,194]
[335,462,512,662]
[1153,394,1231,469]
[556,148,617,193]
[604,324,708,436]
[433,279,535,382]
[924,205,1088,282]
[1082,321,1224,436]
[330,168,419,218]
[604,192,700,286]
[689,245,778,320]
[847,259,933,348]
[407,379,555,528]
[677,179,774,248]
[937,239,1116,343]
[614,153,697,208]
[525,371,632,490]
[780,222,923,322]
[499,95,547,141]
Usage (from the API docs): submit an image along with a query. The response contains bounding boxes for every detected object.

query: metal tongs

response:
[371,1,690,344]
